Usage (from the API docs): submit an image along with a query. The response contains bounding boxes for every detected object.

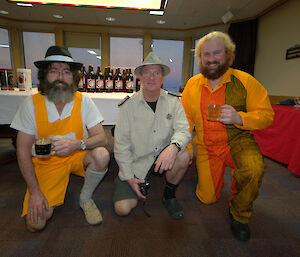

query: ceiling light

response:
[169,58,173,63]
[0,44,10,48]
[0,10,9,15]
[96,56,102,60]
[8,0,165,10]
[106,17,116,22]
[221,10,233,24]
[53,14,63,18]
[150,11,164,15]
[88,50,97,55]
[156,20,165,24]
[16,3,33,7]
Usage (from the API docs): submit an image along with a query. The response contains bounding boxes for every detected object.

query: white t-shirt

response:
[11,94,104,139]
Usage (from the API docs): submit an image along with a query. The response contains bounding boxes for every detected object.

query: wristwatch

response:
[80,139,87,150]
[172,142,181,152]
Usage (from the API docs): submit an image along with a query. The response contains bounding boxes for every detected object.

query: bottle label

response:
[78,78,83,89]
[126,81,134,89]
[106,80,113,89]
[115,80,123,89]
[96,79,104,89]
[87,79,95,89]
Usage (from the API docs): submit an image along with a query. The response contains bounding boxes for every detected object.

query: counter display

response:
[0,89,133,125]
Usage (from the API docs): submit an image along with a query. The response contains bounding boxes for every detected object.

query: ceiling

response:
[0,0,287,31]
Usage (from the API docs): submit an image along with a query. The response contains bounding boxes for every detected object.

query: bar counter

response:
[0,89,133,125]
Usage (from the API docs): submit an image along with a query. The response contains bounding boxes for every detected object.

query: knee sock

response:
[163,182,178,199]
[80,168,107,203]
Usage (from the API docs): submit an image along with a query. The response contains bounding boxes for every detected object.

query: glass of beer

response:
[34,138,53,158]
[207,104,221,121]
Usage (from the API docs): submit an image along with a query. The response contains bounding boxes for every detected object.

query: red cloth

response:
[253,105,300,176]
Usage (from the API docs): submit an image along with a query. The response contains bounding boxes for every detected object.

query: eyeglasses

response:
[142,70,162,78]
[48,68,72,78]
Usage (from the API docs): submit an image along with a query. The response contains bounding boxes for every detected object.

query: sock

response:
[80,168,107,203]
[163,182,178,200]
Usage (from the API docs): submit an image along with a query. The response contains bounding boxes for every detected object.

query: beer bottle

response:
[114,68,123,92]
[105,67,114,93]
[78,65,87,92]
[95,65,104,93]
[87,64,95,92]
[126,68,134,93]
[135,77,140,92]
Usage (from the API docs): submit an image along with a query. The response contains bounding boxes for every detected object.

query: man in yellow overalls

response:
[181,32,274,241]
[11,46,110,232]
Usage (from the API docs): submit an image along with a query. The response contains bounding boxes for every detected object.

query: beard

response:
[200,59,230,80]
[42,80,77,104]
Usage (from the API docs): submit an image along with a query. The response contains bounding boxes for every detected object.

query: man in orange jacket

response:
[181,31,274,241]
[11,46,110,232]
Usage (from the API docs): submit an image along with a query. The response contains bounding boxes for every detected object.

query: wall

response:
[254,0,300,97]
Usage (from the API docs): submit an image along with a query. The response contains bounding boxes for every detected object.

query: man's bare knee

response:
[114,199,137,216]
[25,207,54,232]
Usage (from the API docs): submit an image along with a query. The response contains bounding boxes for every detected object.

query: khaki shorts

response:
[113,176,138,203]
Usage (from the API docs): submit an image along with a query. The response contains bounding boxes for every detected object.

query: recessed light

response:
[96,56,102,60]
[0,10,9,15]
[169,58,173,63]
[16,3,33,7]
[87,50,97,55]
[106,17,116,22]
[53,14,63,19]
[156,20,165,24]
[0,44,9,48]
[150,10,164,15]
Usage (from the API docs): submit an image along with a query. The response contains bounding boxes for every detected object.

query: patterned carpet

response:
[0,130,299,257]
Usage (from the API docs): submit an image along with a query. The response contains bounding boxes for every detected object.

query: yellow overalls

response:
[22,92,87,216]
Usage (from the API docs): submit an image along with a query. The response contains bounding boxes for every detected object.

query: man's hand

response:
[154,144,178,174]
[127,178,146,199]
[52,138,79,156]
[219,105,243,125]
[27,189,49,224]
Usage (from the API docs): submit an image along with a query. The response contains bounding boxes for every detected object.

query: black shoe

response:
[229,212,250,241]
[162,197,184,220]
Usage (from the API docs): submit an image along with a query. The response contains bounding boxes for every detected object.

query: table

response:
[253,105,300,176]
[0,89,133,125]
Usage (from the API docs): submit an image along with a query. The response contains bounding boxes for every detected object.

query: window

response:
[23,32,55,86]
[193,39,200,76]
[110,36,143,77]
[0,28,12,69]
[68,47,101,72]
[152,39,184,92]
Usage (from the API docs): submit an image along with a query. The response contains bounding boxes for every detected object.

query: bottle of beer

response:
[86,64,95,92]
[136,77,141,92]
[114,68,123,92]
[105,67,114,93]
[126,68,134,93]
[78,65,87,92]
[95,65,104,93]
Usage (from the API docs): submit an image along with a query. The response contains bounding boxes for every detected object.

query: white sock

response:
[80,168,107,203]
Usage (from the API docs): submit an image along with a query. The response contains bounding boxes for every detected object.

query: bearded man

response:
[181,31,274,241]
[11,46,110,232]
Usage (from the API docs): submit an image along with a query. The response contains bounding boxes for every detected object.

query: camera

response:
[138,181,150,196]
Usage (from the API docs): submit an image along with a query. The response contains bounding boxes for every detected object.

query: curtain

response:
[228,19,258,75]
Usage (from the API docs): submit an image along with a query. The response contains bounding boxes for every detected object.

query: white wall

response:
[254,0,300,97]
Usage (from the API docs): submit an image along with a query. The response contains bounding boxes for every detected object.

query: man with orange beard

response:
[11,46,110,232]
[181,31,274,241]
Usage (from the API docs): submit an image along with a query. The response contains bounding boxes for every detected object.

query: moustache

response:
[51,80,69,88]
[206,61,220,65]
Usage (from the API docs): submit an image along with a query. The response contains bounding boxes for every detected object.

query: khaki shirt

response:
[114,89,191,181]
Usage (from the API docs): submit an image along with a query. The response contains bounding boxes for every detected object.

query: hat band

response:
[44,55,74,63]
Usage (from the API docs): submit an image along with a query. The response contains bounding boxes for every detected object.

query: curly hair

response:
[195,31,236,66]
[37,64,81,95]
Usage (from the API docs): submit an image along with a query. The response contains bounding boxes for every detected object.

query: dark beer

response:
[87,64,95,92]
[95,66,104,93]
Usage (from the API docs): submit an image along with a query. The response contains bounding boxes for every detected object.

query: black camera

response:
[138,181,150,196]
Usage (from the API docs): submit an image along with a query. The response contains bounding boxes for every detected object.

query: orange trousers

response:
[195,134,265,224]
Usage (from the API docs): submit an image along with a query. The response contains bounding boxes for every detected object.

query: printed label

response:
[96,79,104,89]
[106,80,113,89]
[126,81,134,89]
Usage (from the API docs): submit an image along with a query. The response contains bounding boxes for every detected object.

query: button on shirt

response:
[114,89,191,181]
